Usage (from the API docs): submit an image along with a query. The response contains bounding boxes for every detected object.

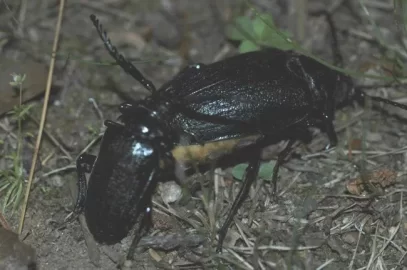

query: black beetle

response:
[75,114,176,245]
[72,13,407,259]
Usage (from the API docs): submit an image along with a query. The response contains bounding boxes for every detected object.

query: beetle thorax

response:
[120,101,178,149]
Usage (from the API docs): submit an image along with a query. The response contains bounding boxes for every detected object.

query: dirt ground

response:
[1,0,407,269]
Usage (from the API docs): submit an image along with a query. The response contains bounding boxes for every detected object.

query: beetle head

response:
[333,74,356,109]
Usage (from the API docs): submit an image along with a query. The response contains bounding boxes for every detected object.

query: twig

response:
[0,0,19,26]
[88,98,104,131]
[316,259,335,270]
[0,121,18,140]
[17,0,27,36]
[28,115,72,160]
[364,0,393,11]
[348,221,364,269]
[371,222,400,264]
[222,248,254,270]
[347,28,407,61]
[18,0,66,234]
[77,132,104,157]
[229,244,319,252]
[40,164,76,178]
[40,130,104,179]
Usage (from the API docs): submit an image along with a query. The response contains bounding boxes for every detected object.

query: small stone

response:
[223,229,240,247]
[303,232,326,246]
[389,226,399,235]
[159,181,182,204]
[48,175,64,187]
[124,260,132,267]
[342,232,359,245]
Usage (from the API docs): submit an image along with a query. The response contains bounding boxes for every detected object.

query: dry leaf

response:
[348,139,362,151]
[346,169,397,195]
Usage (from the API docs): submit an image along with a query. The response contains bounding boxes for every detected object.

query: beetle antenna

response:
[311,10,343,67]
[324,11,343,67]
[356,89,407,111]
[369,95,407,110]
[90,14,157,93]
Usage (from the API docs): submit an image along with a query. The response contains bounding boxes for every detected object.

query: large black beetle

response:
[72,14,407,259]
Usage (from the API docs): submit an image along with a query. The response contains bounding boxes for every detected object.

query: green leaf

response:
[227,12,294,52]
[232,162,276,181]
[232,163,248,181]
[253,14,293,50]
[11,104,34,120]
[3,181,17,210]
[0,182,12,193]
[5,154,16,161]
[12,180,23,212]
[18,104,34,119]
[226,16,254,41]
[267,31,294,50]
[253,14,276,39]
[238,40,259,53]
[258,161,276,180]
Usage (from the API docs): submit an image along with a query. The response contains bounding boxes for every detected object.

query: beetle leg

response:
[126,202,153,260]
[322,113,338,150]
[104,119,124,129]
[271,140,295,197]
[71,154,96,216]
[216,154,261,252]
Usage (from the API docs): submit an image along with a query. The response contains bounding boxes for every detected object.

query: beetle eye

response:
[141,126,149,133]
[189,63,203,70]
[119,102,134,114]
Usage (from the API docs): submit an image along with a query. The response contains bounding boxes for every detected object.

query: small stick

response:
[18,0,66,234]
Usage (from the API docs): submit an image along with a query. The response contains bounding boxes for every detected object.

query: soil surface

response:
[1,0,407,269]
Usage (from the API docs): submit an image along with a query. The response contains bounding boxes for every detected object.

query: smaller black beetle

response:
[76,109,176,245]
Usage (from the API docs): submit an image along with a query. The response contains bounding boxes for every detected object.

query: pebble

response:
[159,181,182,204]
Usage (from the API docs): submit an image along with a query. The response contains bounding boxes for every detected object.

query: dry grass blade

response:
[219,248,254,270]
[230,244,319,253]
[0,210,10,230]
[17,0,66,234]
[316,258,335,270]
[348,222,364,269]
[27,115,72,160]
